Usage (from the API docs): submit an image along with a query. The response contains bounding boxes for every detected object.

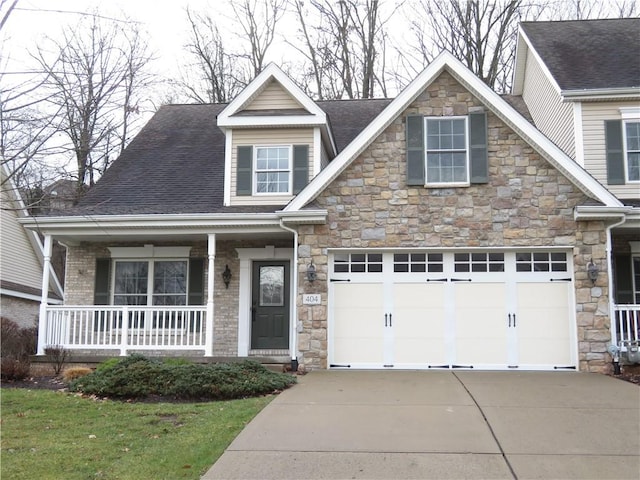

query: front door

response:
[251,261,290,349]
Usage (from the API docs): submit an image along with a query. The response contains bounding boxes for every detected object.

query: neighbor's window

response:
[113,260,187,306]
[625,121,640,182]
[255,146,291,194]
[425,117,469,184]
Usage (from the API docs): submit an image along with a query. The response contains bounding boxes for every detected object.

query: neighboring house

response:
[1,167,64,329]
[512,18,640,353]
[21,51,638,373]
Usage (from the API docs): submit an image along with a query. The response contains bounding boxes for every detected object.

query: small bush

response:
[69,355,296,400]
[95,357,121,372]
[1,318,37,381]
[44,345,70,376]
[62,367,93,382]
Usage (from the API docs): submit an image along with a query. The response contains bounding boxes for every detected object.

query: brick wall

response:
[0,295,39,329]
[296,71,611,372]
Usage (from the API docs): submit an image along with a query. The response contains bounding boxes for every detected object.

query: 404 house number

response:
[302,294,322,305]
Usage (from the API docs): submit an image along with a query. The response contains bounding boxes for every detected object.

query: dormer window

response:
[255,146,291,194]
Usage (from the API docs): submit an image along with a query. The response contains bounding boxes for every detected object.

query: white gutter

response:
[561,87,640,101]
[605,215,627,350]
[279,219,299,369]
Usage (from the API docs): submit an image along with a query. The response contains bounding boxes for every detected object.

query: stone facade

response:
[295,71,612,372]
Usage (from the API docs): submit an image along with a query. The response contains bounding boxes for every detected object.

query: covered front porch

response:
[22,212,325,363]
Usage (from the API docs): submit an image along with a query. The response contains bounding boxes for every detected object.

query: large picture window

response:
[113,260,187,306]
[255,146,291,194]
[425,117,469,184]
[624,121,640,182]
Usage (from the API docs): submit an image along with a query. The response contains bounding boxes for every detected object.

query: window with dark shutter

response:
[237,145,253,195]
[94,258,111,305]
[188,258,205,305]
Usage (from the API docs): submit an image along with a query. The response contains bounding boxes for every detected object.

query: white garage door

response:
[329,250,576,370]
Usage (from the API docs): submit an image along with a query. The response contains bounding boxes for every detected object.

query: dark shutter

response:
[236,146,253,195]
[94,259,111,305]
[605,120,625,185]
[469,112,488,184]
[406,115,425,185]
[292,145,309,194]
[613,255,633,304]
[188,258,205,305]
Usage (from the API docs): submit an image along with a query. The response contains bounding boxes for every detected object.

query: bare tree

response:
[544,0,637,19]
[288,0,392,100]
[230,0,286,78]
[32,12,152,194]
[181,8,243,103]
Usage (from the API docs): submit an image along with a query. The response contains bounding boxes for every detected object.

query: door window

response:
[259,265,285,306]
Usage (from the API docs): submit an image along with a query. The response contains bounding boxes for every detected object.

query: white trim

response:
[573,102,585,166]
[0,288,62,304]
[424,116,470,187]
[108,245,192,258]
[218,64,326,127]
[253,144,293,195]
[223,128,233,206]
[235,246,294,357]
[620,107,640,120]
[515,28,563,97]
[285,51,622,212]
[562,88,640,101]
[622,119,640,183]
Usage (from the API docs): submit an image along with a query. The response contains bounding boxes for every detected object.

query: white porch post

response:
[205,233,216,356]
[37,234,52,355]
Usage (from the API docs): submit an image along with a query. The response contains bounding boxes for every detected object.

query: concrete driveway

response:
[202,371,640,480]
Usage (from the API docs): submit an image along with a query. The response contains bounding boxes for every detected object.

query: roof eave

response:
[561,87,640,102]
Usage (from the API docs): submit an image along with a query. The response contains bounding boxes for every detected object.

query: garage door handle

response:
[508,313,511,327]
[513,313,516,327]
[385,313,388,327]
[389,313,392,327]
[450,278,472,282]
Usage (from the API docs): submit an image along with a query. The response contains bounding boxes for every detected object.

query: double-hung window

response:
[113,260,187,306]
[624,121,640,182]
[255,146,291,194]
[425,117,469,185]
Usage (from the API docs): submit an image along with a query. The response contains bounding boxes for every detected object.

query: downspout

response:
[605,214,627,373]
[279,219,299,371]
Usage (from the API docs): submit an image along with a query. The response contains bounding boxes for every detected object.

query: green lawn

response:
[1,388,272,480]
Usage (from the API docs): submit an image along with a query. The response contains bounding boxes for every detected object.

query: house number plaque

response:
[302,294,322,305]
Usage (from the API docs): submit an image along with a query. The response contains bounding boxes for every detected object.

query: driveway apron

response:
[202,371,640,480]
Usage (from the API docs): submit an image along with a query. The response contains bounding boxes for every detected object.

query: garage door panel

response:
[333,283,384,365]
[516,283,572,366]
[393,283,447,365]
[454,283,508,366]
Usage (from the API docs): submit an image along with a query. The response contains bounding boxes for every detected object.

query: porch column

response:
[37,234,52,355]
[205,233,216,356]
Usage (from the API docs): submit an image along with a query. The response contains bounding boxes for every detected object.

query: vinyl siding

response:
[230,128,314,206]
[245,80,304,110]
[582,101,640,199]
[0,187,43,293]
[521,51,575,158]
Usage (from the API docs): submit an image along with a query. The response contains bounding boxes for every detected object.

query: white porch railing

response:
[613,305,640,348]
[41,306,207,356]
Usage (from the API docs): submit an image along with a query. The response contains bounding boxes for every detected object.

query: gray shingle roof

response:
[65,99,392,216]
[521,18,640,90]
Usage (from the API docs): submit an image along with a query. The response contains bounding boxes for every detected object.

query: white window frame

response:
[111,258,189,307]
[623,120,640,183]
[253,145,292,195]
[424,116,470,187]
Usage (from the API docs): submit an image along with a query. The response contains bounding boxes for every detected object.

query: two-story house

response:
[512,18,640,356]
[22,50,631,373]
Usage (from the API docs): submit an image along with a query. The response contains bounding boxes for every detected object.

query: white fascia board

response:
[286,50,622,212]
[219,115,326,128]
[276,209,328,224]
[561,88,640,101]
[218,63,326,126]
[573,103,585,167]
[511,29,529,95]
[223,128,232,206]
[19,212,284,232]
[0,288,63,304]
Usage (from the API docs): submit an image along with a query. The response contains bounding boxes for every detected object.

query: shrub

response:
[69,355,296,400]
[62,367,93,382]
[95,357,121,372]
[1,318,37,381]
[44,345,70,376]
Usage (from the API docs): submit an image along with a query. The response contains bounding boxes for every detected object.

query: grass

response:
[1,388,273,480]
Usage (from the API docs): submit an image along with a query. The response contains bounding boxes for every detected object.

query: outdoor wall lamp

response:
[222,265,232,289]
[306,262,317,282]
[587,260,599,285]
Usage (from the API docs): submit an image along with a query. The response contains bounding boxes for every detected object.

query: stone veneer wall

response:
[63,239,291,357]
[295,71,612,372]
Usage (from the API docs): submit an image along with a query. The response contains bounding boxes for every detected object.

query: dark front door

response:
[251,261,290,349]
